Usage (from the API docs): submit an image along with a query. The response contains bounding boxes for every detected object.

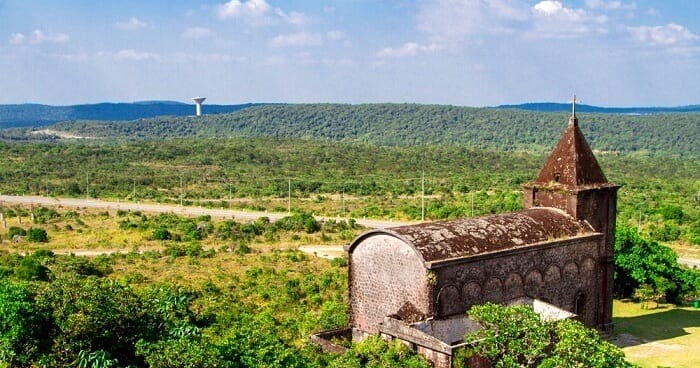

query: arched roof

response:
[348,207,595,265]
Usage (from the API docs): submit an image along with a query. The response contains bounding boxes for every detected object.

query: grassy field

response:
[614,300,700,368]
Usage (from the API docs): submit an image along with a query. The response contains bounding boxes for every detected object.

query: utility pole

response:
[229,182,232,209]
[421,171,425,221]
[471,192,475,217]
[85,173,89,199]
[133,179,137,202]
[341,187,345,218]
[638,210,642,233]
[180,176,183,207]
[288,178,292,214]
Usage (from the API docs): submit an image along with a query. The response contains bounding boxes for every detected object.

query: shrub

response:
[153,227,172,241]
[455,303,634,368]
[26,228,48,243]
[15,257,49,281]
[6,226,26,240]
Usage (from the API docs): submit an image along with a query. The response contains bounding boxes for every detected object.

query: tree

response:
[454,303,636,368]
[0,281,51,366]
[614,226,700,302]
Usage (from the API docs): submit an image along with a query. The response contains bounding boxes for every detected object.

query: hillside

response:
[36,103,700,157]
[0,101,261,128]
[498,102,700,114]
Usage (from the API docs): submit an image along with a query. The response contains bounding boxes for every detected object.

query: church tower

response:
[522,97,620,333]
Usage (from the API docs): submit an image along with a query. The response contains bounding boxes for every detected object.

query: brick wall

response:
[434,237,601,327]
[350,234,432,334]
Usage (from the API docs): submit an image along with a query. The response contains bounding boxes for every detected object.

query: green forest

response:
[4,103,698,157]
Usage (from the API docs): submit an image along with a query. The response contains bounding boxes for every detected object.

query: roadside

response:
[0,194,414,230]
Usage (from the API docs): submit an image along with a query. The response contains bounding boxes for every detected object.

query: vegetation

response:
[0,204,696,367]
[0,102,259,129]
[455,303,636,368]
[0,134,697,244]
[614,226,700,304]
[0,212,434,368]
[11,104,692,157]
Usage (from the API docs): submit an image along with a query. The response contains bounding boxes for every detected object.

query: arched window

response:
[574,292,586,317]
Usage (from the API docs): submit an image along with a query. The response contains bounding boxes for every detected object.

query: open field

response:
[614,300,700,368]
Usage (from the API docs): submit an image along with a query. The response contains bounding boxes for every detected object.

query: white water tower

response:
[192,97,206,116]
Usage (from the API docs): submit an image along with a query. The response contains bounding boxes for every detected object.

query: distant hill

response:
[32,103,699,157]
[0,101,262,128]
[496,102,700,114]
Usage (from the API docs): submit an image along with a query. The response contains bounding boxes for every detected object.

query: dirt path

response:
[0,194,413,229]
[298,245,345,259]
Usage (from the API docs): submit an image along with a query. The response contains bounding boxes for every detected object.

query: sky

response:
[1,0,699,107]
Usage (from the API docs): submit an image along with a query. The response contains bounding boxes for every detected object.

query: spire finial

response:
[568,94,579,126]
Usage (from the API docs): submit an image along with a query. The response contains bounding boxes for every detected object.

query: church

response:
[312,104,619,367]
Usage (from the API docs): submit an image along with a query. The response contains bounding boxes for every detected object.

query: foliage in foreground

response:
[0,246,431,368]
[328,335,431,368]
[455,303,636,368]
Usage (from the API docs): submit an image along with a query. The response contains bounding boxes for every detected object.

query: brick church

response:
[313,105,619,367]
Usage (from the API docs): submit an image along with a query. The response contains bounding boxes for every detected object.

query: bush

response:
[6,226,26,240]
[15,257,49,281]
[455,303,634,368]
[330,257,348,267]
[26,228,48,243]
[153,227,172,241]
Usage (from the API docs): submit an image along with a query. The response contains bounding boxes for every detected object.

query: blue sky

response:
[1,0,698,106]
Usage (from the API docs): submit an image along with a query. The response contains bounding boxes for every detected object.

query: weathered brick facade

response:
[349,234,432,333]
[433,236,600,326]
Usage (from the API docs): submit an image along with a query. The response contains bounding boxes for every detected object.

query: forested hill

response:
[0,101,260,128]
[498,102,700,114]
[31,103,700,157]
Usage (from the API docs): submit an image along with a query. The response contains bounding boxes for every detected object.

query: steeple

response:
[533,95,607,187]
[522,99,620,334]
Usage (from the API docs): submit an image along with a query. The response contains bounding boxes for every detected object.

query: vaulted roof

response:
[348,207,596,265]
[534,116,608,187]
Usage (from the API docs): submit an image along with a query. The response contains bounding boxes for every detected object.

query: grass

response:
[613,300,700,368]
[0,205,361,254]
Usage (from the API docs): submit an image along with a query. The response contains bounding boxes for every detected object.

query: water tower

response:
[192,97,206,116]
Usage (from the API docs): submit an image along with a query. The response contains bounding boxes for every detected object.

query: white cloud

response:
[269,32,322,47]
[173,52,247,63]
[585,0,636,11]
[530,1,608,38]
[376,42,443,58]
[216,0,308,25]
[417,0,529,42]
[628,23,699,46]
[114,17,148,31]
[182,27,213,39]
[9,29,69,45]
[98,49,163,62]
[9,33,25,45]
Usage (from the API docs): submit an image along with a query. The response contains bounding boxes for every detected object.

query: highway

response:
[0,194,413,230]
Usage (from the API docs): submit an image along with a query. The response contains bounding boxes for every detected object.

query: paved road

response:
[0,194,413,230]
[679,258,700,269]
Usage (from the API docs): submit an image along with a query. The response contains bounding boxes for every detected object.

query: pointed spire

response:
[569,94,578,127]
[534,105,607,187]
